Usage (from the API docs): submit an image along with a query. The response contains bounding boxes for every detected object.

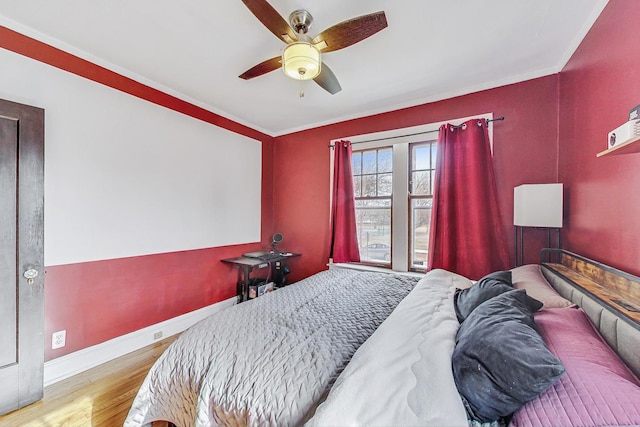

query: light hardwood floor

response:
[0,335,177,427]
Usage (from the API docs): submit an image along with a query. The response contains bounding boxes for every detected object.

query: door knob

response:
[23,268,39,285]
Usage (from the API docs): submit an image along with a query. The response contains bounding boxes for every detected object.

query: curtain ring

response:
[461,123,467,130]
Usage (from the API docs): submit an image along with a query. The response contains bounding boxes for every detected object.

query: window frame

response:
[408,140,437,271]
[351,146,394,267]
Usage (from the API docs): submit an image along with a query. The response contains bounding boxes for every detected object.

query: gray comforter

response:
[124,268,418,427]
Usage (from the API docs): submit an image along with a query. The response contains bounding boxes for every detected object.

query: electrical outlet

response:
[153,331,163,340]
[52,330,66,349]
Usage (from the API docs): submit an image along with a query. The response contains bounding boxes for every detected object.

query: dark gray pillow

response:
[452,289,564,423]
[482,270,513,285]
[454,270,513,323]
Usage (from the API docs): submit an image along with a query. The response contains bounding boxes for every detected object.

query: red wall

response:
[45,244,247,359]
[558,0,640,275]
[273,76,561,280]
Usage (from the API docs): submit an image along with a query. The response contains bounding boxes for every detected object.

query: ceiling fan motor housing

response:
[289,10,313,34]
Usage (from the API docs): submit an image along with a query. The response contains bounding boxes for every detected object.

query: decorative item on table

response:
[272,232,284,252]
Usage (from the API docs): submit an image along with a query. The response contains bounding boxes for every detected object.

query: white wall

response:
[0,49,262,266]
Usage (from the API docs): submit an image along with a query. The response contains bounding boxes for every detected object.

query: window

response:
[352,141,436,270]
[409,141,437,269]
[352,148,392,264]
[334,113,493,272]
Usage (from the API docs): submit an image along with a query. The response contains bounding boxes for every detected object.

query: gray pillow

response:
[452,289,564,423]
[454,270,513,323]
[482,270,512,285]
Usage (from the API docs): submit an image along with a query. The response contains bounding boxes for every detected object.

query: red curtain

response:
[330,140,360,263]
[428,119,509,279]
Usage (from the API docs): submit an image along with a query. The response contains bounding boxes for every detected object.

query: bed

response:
[125,251,640,427]
[124,268,420,426]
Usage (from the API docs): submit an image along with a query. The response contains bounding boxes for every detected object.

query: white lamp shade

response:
[514,183,563,228]
[282,42,321,80]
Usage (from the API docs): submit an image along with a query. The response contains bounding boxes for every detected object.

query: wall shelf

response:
[597,135,640,157]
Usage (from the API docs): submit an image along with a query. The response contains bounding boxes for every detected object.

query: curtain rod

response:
[329,116,505,148]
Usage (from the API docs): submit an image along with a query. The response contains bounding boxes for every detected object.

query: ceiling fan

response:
[239,0,388,94]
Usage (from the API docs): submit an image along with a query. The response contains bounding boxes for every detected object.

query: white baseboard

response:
[43,297,236,387]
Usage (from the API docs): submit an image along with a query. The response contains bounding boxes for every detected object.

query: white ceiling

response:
[0,0,608,136]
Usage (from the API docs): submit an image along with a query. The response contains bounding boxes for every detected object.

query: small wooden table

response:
[222,253,300,303]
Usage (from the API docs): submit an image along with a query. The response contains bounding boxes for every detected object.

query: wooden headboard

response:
[540,249,640,377]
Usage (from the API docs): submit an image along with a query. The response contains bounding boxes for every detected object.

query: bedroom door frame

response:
[0,98,45,415]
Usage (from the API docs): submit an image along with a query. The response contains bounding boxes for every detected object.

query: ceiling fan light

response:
[282,42,321,81]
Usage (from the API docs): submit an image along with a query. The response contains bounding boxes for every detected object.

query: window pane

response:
[411,198,432,269]
[353,176,362,197]
[378,148,393,173]
[411,171,431,195]
[431,144,438,169]
[352,152,362,175]
[413,145,431,170]
[355,207,391,264]
[362,151,377,174]
[378,173,392,196]
[430,170,435,193]
[356,199,391,209]
[362,174,376,196]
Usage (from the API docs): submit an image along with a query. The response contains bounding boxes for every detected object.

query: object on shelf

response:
[607,119,640,149]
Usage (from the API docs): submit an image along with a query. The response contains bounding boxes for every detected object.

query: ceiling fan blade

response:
[313,63,342,94]
[312,11,387,53]
[239,56,282,80]
[241,0,298,43]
